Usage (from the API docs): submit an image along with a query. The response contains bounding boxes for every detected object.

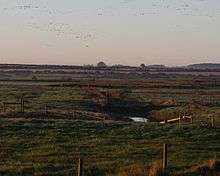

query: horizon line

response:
[0,62,220,68]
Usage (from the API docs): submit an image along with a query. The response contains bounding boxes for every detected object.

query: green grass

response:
[0,85,93,113]
[0,118,219,175]
[0,80,219,175]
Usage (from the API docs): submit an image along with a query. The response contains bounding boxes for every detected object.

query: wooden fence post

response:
[77,158,83,176]
[45,104,48,114]
[20,97,24,113]
[3,102,6,112]
[73,111,75,119]
[190,116,193,124]
[211,117,215,128]
[178,117,181,128]
[163,144,168,172]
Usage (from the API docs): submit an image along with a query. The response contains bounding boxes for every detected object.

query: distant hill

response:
[187,63,220,69]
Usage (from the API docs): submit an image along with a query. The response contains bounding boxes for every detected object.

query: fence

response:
[75,144,167,176]
[1,102,107,123]
[0,142,218,176]
[2,97,25,113]
[1,96,218,127]
[160,115,216,128]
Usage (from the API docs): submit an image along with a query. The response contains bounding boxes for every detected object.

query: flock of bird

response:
[0,0,219,48]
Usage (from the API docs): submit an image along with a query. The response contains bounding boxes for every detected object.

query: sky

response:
[0,0,220,66]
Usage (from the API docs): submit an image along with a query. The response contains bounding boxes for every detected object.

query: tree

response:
[97,61,107,67]
[140,64,146,69]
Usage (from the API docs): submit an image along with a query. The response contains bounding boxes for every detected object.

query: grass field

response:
[0,118,219,176]
[0,75,219,175]
[0,81,219,121]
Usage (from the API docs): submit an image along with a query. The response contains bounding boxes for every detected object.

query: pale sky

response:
[0,0,220,66]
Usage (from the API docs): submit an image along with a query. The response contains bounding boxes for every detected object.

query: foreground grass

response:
[0,118,219,175]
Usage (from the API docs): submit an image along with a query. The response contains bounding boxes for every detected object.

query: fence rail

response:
[0,96,218,126]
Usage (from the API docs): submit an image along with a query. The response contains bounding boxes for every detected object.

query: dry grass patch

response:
[149,161,168,176]
[118,161,169,176]
[195,158,220,176]
[118,164,148,176]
